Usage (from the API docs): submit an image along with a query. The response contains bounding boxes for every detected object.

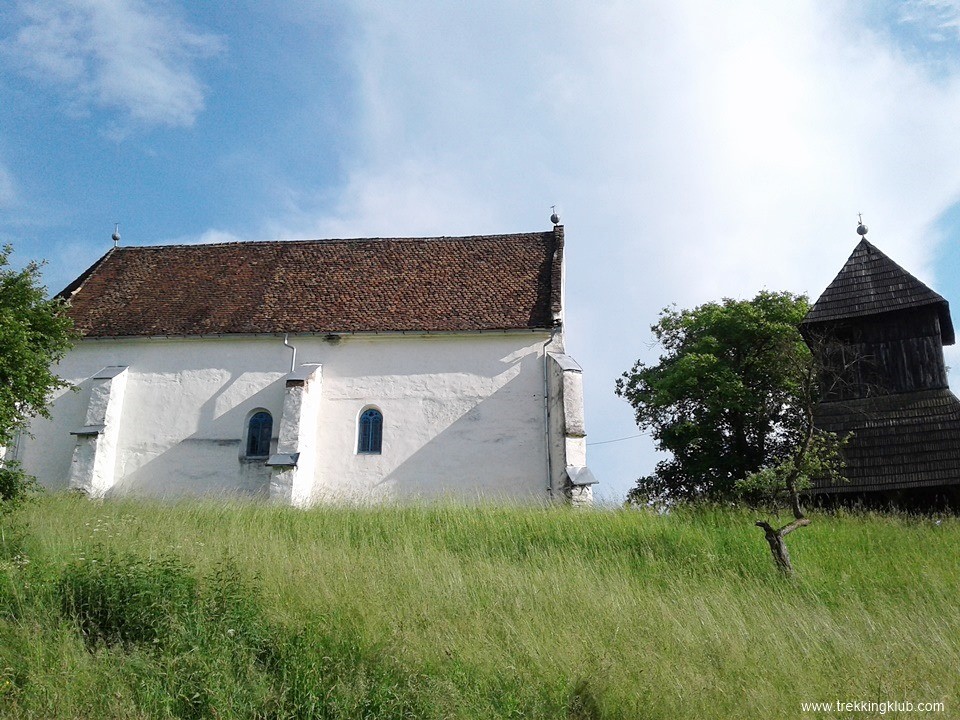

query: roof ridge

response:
[112,231,555,251]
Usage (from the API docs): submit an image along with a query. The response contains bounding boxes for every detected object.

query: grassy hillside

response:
[0,495,957,719]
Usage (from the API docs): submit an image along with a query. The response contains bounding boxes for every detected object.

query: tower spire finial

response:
[112,223,121,247]
[856,213,868,239]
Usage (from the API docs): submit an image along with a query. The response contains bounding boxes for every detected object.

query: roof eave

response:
[939,301,955,345]
[74,327,559,342]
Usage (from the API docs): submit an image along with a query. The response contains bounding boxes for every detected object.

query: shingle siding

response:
[814,389,960,492]
[59,230,564,337]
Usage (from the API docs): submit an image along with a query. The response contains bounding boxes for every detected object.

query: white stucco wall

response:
[19,332,569,504]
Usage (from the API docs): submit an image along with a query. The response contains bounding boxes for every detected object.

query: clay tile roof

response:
[59,229,564,337]
[802,238,954,343]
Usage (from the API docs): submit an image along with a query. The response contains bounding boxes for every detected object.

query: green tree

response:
[616,291,814,503]
[616,290,846,573]
[0,244,75,506]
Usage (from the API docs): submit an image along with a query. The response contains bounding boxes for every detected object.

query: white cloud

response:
[149,228,243,246]
[255,1,960,498]
[193,229,242,245]
[5,0,224,128]
[264,160,505,241]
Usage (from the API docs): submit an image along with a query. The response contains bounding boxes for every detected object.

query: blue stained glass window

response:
[246,411,272,458]
[358,408,383,454]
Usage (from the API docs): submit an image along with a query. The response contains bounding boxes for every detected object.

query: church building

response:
[802,226,960,506]
[15,225,596,506]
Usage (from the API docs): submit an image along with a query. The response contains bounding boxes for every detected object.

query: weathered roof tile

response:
[59,230,564,337]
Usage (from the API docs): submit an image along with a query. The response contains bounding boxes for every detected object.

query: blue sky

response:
[4,1,960,501]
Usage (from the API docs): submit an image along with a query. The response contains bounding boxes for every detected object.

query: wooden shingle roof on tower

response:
[802,238,954,344]
[804,234,960,498]
[58,228,565,338]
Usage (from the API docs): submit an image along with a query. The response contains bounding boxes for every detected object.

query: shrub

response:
[57,551,197,650]
[0,462,38,513]
[0,462,40,563]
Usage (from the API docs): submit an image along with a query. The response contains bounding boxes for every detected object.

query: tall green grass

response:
[1,495,957,719]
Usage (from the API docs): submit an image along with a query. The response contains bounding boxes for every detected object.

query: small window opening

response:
[358,408,383,454]
[246,411,273,458]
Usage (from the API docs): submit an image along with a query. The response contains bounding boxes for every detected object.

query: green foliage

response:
[0,244,75,447]
[736,432,847,510]
[0,461,39,512]
[0,461,40,564]
[617,291,813,503]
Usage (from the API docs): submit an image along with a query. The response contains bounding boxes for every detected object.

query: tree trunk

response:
[755,518,810,575]
[754,398,815,575]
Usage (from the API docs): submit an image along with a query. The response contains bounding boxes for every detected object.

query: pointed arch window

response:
[358,408,383,454]
[246,411,273,458]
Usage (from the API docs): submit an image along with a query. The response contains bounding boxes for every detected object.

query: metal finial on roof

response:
[550,205,560,226]
[112,223,121,247]
[856,213,868,238]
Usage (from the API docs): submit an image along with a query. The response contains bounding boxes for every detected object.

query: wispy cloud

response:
[264,160,504,241]
[127,228,245,246]
[4,0,224,128]
[176,229,243,246]
[900,0,960,38]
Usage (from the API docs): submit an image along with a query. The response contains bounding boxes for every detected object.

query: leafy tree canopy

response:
[0,244,75,449]
[616,290,813,503]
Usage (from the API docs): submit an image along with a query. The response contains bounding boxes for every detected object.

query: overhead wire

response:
[586,433,647,447]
